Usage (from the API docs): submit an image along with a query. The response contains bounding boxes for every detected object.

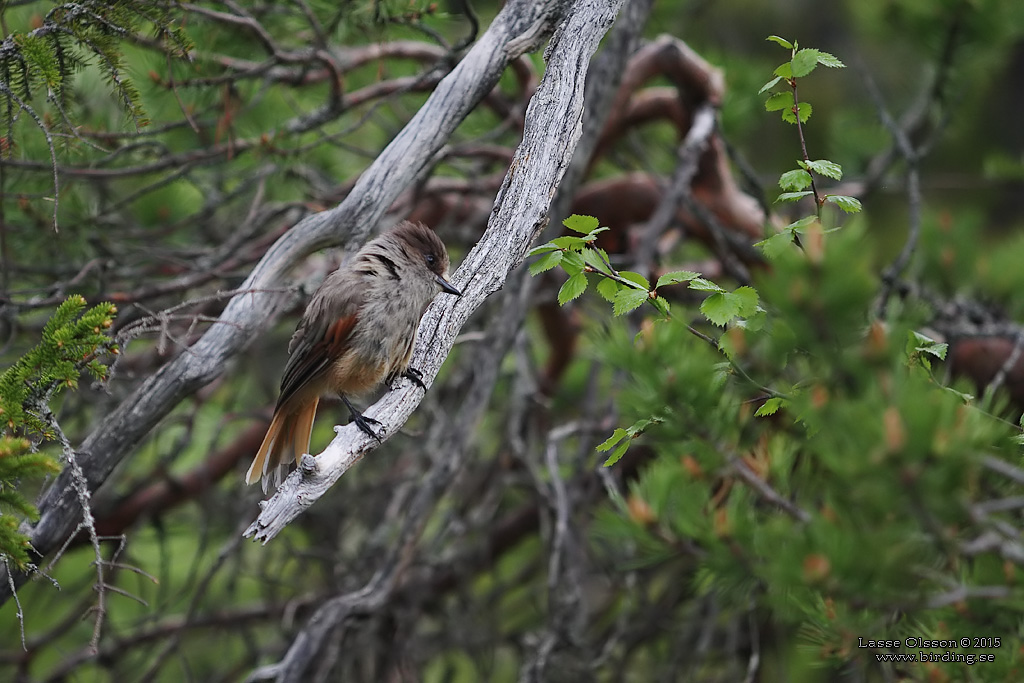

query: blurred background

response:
[1,1,1023,681]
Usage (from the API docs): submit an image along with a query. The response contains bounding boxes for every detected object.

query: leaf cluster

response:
[538,38,1024,678]
[759,36,844,124]
[756,35,861,250]
[530,214,763,326]
[0,436,59,572]
[0,294,117,571]
[0,0,192,142]
[0,295,118,437]
[591,223,1021,679]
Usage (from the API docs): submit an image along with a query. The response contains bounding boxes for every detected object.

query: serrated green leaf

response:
[613,288,649,316]
[710,362,731,391]
[791,49,820,78]
[656,270,700,288]
[527,244,557,257]
[908,331,948,360]
[551,235,586,250]
[700,288,758,327]
[561,249,585,275]
[765,91,794,112]
[798,101,813,123]
[563,214,600,234]
[618,271,650,289]
[580,246,607,271]
[755,232,795,259]
[650,296,671,318]
[558,272,588,305]
[816,51,845,68]
[825,194,862,213]
[602,441,630,467]
[766,35,793,49]
[701,292,739,327]
[755,397,786,417]
[582,227,610,242]
[737,308,768,331]
[785,215,819,231]
[688,278,724,293]
[596,427,628,452]
[625,417,662,435]
[758,76,782,94]
[774,62,792,79]
[718,330,740,360]
[775,191,813,203]
[781,101,812,124]
[779,169,812,191]
[800,159,843,180]
[596,277,620,303]
[732,286,759,317]
[529,250,562,275]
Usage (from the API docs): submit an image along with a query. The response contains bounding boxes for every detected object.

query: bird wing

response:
[276,277,364,409]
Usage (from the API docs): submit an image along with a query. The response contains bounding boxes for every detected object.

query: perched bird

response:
[245,221,461,491]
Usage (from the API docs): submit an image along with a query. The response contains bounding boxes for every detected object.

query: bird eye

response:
[425,253,436,266]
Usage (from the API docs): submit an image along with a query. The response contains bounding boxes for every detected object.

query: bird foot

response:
[351,411,383,443]
[389,367,426,390]
[403,367,426,390]
[340,395,383,443]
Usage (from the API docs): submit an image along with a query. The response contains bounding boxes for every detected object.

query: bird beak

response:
[436,273,462,296]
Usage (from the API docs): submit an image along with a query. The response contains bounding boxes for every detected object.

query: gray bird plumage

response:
[246,221,460,491]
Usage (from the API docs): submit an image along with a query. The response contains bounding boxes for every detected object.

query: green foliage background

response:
[0,0,1022,681]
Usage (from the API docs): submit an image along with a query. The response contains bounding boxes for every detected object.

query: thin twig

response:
[729,456,810,523]
[863,65,924,317]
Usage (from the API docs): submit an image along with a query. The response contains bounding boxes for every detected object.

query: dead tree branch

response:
[0,0,576,606]
[246,0,628,544]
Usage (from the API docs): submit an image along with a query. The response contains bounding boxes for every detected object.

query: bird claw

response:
[403,367,426,390]
[351,411,383,443]
[340,394,383,443]
[389,367,426,390]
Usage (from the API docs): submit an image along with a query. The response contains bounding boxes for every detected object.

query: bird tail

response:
[245,397,319,492]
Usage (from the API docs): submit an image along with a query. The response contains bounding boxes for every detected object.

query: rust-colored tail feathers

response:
[245,398,319,492]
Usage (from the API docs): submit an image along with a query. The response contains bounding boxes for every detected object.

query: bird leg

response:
[340,394,382,443]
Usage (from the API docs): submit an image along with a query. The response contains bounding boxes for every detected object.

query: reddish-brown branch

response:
[949,336,1024,411]
[593,34,725,165]
[536,298,581,396]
